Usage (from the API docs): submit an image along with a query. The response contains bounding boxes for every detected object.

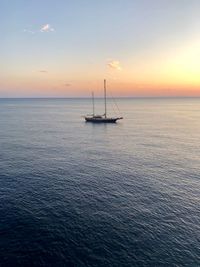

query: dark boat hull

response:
[85,117,122,123]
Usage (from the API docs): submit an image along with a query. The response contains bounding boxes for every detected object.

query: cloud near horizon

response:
[107,60,122,71]
[38,70,48,73]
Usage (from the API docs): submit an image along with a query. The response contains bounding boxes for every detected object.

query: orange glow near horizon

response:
[1,40,200,97]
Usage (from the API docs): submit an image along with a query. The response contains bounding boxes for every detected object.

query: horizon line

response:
[0,96,200,99]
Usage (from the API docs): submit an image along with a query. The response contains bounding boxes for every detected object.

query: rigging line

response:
[109,90,121,114]
[109,97,119,117]
[109,98,118,116]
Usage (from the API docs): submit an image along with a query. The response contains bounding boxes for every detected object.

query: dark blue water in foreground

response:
[0,98,200,266]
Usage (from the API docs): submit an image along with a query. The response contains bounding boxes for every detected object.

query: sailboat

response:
[84,80,123,123]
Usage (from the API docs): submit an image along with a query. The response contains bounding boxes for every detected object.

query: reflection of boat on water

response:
[84,80,123,123]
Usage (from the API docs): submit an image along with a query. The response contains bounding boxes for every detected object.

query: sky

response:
[1,0,200,97]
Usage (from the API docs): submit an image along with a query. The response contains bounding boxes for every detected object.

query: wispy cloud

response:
[38,70,48,73]
[23,24,55,34]
[64,83,71,87]
[40,24,54,32]
[107,60,122,71]
[23,29,35,34]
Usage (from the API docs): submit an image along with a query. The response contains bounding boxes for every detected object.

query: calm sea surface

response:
[0,98,199,266]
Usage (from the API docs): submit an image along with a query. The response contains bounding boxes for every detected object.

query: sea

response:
[0,97,199,267]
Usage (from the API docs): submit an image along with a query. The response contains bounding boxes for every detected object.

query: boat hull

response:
[85,117,122,123]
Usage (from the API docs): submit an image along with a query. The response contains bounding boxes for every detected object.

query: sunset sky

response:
[1,0,200,97]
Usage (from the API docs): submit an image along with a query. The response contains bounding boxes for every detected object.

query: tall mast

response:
[104,79,107,118]
[92,91,95,116]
